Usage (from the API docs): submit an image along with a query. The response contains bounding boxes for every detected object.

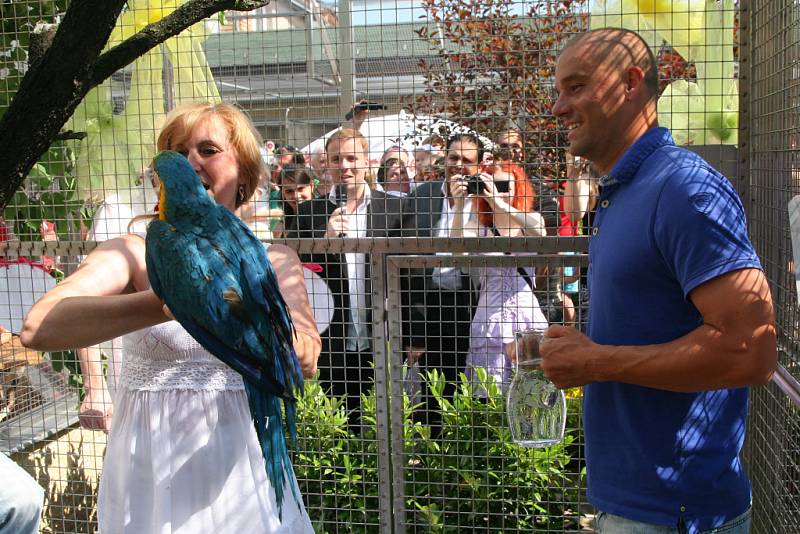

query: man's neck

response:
[345,183,368,209]
[597,113,659,176]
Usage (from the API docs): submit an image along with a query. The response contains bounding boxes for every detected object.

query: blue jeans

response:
[0,453,43,534]
[596,508,751,534]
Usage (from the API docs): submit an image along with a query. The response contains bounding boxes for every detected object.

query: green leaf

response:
[9,190,30,208]
[28,163,53,188]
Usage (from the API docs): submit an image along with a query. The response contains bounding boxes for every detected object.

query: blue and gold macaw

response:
[144,151,303,516]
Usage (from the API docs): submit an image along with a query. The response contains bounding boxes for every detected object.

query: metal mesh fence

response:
[0,0,796,533]
[745,0,800,533]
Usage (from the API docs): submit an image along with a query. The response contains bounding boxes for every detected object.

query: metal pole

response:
[305,0,315,80]
[370,252,395,534]
[737,0,752,218]
[386,257,408,533]
[284,107,292,144]
[337,0,357,120]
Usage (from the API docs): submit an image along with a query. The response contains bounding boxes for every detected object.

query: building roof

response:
[202,22,455,114]
[203,22,454,67]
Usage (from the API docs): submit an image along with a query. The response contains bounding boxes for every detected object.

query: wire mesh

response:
[745,0,800,533]
[0,0,794,533]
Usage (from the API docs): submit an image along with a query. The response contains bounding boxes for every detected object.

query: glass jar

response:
[506,329,567,447]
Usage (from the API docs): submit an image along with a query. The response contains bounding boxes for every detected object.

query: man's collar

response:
[328,184,372,207]
[603,127,674,186]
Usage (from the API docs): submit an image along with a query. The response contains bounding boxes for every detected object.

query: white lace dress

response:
[97,321,313,534]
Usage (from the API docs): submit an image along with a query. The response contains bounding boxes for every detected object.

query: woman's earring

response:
[238,185,246,203]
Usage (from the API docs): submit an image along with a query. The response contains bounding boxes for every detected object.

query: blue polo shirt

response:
[585,127,761,533]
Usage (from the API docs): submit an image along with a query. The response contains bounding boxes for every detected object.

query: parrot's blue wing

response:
[145,234,165,303]
[215,213,305,510]
[146,220,282,390]
[145,211,302,517]
[198,212,303,394]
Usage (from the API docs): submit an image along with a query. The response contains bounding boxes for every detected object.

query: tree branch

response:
[0,0,270,210]
[91,0,270,86]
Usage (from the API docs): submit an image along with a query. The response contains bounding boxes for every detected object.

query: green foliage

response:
[294,379,382,532]
[294,369,582,533]
[0,1,91,240]
[411,0,587,179]
[2,144,90,241]
[0,0,69,120]
[47,349,83,394]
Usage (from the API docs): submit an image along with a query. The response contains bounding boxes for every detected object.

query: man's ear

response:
[624,66,646,98]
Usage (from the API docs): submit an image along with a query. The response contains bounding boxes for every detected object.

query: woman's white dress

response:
[97,321,313,534]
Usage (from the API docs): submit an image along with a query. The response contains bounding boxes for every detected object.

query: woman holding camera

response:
[449,159,549,394]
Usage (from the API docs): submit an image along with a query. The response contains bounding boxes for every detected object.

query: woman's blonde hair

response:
[128,102,265,232]
[157,102,266,208]
[325,128,376,189]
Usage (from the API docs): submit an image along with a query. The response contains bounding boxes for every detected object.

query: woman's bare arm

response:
[20,235,168,351]
[268,244,322,378]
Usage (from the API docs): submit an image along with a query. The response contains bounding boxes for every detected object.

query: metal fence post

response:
[370,252,395,534]
[386,256,407,534]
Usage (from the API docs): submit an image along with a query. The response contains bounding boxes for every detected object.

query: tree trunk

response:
[0,0,269,210]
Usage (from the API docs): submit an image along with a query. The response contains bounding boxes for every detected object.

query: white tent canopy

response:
[301,110,493,166]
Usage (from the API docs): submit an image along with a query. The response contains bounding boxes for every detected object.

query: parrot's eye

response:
[202,182,211,190]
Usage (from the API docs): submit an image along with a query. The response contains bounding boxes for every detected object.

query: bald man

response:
[539,28,775,534]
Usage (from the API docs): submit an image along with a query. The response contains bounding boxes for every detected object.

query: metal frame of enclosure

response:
[0,1,798,533]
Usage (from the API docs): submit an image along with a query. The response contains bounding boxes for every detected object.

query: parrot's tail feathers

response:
[259,263,303,381]
[284,398,299,448]
[239,253,303,394]
[244,382,298,520]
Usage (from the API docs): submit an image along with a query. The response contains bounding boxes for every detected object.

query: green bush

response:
[294,369,582,533]
[294,379,381,531]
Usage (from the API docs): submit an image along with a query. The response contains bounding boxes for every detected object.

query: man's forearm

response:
[592,321,777,392]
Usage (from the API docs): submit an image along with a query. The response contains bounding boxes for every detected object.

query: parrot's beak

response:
[158,180,167,221]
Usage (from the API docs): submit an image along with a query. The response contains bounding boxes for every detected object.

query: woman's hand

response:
[479,173,510,209]
[267,244,322,379]
[293,329,321,378]
[161,302,175,320]
[79,386,113,433]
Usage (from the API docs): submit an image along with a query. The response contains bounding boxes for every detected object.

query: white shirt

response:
[329,187,372,352]
[432,182,473,290]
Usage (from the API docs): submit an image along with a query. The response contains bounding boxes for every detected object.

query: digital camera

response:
[464,174,486,195]
[465,174,509,194]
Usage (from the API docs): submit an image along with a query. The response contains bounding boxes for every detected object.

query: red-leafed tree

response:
[656,46,697,95]
[409,0,587,180]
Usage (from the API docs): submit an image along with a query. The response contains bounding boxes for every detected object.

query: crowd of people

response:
[3,27,775,534]
[250,124,596,429]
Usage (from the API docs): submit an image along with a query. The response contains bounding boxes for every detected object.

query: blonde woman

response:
[22,102,320,534]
